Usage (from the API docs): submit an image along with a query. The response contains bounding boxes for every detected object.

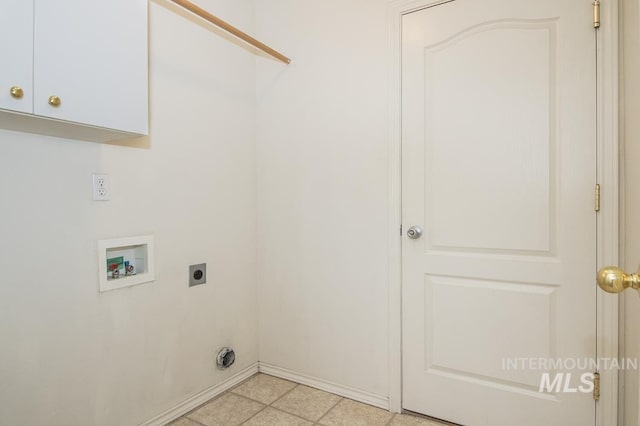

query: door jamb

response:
[387,0,620,423]
[595,0,620,425]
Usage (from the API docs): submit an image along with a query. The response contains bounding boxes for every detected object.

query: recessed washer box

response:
[98,235,155,292]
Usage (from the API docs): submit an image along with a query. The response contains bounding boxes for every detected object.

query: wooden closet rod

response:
[169,0,291,64]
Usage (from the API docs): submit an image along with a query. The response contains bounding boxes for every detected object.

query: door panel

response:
[33,0,148,134]
[0,0,33,114]
[401,1,596,425]
[424,21,555,253]
[427,275,554,388]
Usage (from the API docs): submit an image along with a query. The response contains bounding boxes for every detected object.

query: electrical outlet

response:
[189,263,207,287]
[92,174,111,201]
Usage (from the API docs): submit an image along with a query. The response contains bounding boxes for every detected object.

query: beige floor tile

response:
[187,393,265,426]
[272,385,341,422]
[231,374,297,404]
[170,418,202,426]
[390,413,446,426]
[242,407,313,426]
[319,399,393,426]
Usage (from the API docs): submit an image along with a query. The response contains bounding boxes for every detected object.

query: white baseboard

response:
[258,362,389,410]
[140,362,259,426]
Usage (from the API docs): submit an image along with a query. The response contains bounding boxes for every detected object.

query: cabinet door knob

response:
[10,86,24,99]
[48,96,61,107]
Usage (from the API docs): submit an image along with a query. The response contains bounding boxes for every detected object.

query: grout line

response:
[181,371,262,421]
[234,391,271,425]
[385,413,397,426]
[184,392,267,425]
[229,387,298,406]
[235,382,320,424]
[267,405,322,424]
[181,393,231,421]
[314,396,344,426]
[227,389,272,406]
[269,383,299,406]
[239,404,268,425]
[180,416,208,426]
[227,371,261,394]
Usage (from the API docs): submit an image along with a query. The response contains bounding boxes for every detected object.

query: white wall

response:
[0,1,258,425]
[255,0,391,399]
[12,1,630,423]
[622,0,640,424]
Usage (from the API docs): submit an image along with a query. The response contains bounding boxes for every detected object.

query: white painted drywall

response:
[622,1,640,424]
[0,1,258,424]
[255,0,391,398]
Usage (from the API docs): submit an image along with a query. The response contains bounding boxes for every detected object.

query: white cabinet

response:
[0,0,33,114]
[0,0,148,142]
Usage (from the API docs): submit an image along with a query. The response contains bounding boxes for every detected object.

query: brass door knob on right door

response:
[597,266,640,294]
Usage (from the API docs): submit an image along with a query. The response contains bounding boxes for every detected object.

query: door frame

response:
[386,0,620,424]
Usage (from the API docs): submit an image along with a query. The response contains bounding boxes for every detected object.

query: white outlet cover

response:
[92,174,111,201]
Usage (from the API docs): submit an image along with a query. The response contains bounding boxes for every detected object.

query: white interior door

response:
[401,1,597,425]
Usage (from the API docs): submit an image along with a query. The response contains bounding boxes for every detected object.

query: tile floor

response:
[170,373,449,426]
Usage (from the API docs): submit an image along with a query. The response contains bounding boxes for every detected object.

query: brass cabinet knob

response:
[10,86,24,99]
[597,266,640,294]
[48,95,61,107]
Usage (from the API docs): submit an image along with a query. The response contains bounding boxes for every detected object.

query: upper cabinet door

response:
[0,0,34,114]
[33,0,148,134]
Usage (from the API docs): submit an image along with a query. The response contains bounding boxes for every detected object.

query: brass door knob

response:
[48,96,61,107]
[597,266,640,294]
[10,86,24,99]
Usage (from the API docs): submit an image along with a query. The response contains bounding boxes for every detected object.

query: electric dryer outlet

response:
[189,263,206,287]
